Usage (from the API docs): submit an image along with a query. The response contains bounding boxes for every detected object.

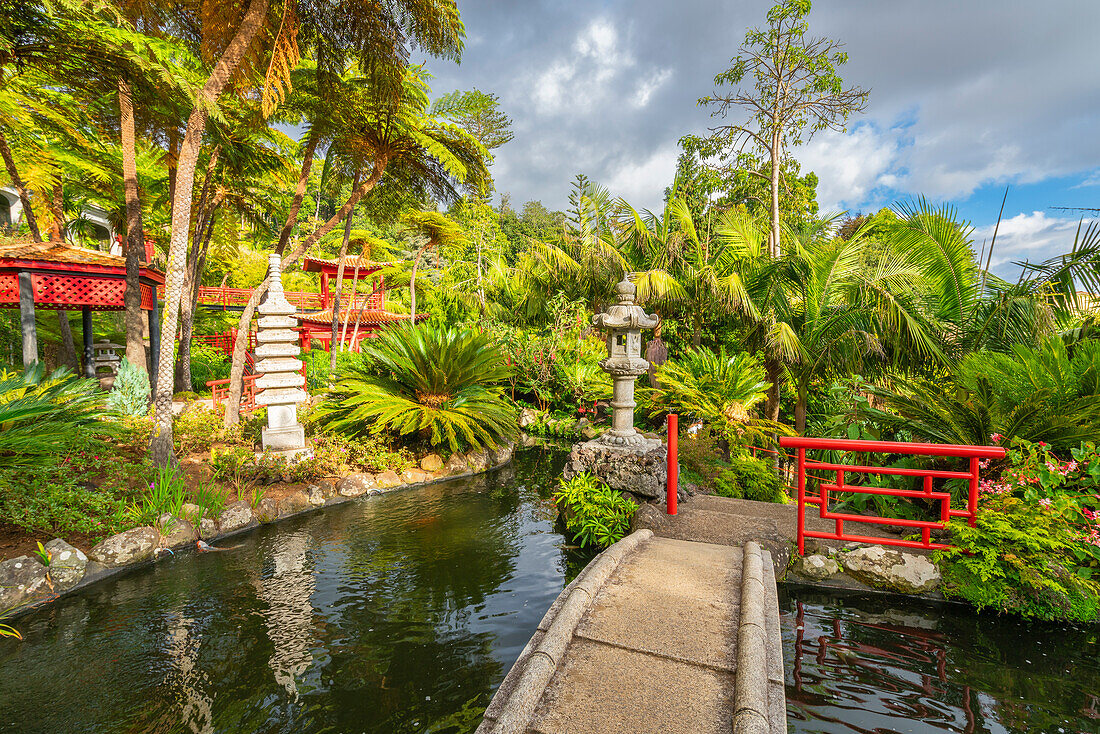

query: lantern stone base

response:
[564,438,667,503]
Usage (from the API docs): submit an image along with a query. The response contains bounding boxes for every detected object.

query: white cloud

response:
[605,143,680,211]
[530,17,634,115]
[795,124,900,212]
[631,68,672,108]
[973,211,1080,272]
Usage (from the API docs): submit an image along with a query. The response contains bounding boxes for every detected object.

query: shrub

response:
[189,344,231,393]
[315,324,518,452]
[553,472,637,549]
[934,494,1100,622]
[175,405,237,455]
[712,454,787,503]
[106,358,150,417]
[0,461,125,536]
[677,428,729,486]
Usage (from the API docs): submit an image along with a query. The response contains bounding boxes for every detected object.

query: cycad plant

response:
[0,365,113,467]
[650,348,787,446]
[315,324,518,452]
[862,337,1100,451]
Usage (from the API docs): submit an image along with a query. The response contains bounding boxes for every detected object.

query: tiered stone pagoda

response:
[255,254,310,460]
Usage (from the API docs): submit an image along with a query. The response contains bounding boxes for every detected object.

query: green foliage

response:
[315,324,517,452]
[175,405,238,455]
[553,473,637,549]
[712,453,787,503]
[190,481,228,522]
[32,541,50,567]
[677,429,729,487]
[865,338,1100,451]
[934,495,1100,622]
[651,349,785,446]
[189,344,231,393]
[105,358,150,417]
[0,364,114,467]
[124,464,187,526]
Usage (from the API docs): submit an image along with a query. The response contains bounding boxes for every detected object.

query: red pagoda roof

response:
[301,255,398,274]
[294,308,426,326]
[0,239,162,281]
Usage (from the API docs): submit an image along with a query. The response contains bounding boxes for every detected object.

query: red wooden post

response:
[796,447,807,555]
[666,413,678,515]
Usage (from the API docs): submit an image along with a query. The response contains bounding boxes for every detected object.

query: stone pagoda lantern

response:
[592,275,661,449]
[255,254,311,461]
[563,274,668,504]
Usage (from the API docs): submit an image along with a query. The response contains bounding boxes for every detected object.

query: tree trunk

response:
[175,153,221,393]
[275,129,320,256]
[56,310,77,371]
[341,255,362,349]
[151,0,271,467]
[224,156,388,427]
[795,382,807,435]
[119,77,148,372]
[0,132,42,241]
[768,134,781,259]
[410,238,430,323]
[49,181,64,241]
[329,175,359,371]
[764,356,782,422]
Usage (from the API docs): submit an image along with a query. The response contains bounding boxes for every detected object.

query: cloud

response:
[973,211,1080,273]
[796,124,900,212]
[605,143,680,211]
[530,17,635,115]
[631,69,673,108]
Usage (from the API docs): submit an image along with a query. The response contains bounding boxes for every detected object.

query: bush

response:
[175,405,239,455]
[677,428,728,486]
[189,344,231,393]
[934,494,1100,622]
[713,454,787,503]
[553,472,636,549]
[106,358,150,417]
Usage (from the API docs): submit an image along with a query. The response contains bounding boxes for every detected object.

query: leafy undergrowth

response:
[934,495,1100,622]
[678,429,787,503]
[553,472,636,549]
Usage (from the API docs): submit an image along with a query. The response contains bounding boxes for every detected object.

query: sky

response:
[425,0,1100,277]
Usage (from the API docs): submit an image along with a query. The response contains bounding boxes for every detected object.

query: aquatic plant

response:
[553,472,636,549]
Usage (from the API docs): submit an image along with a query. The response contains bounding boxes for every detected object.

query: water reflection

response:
[0,446,578,734]
[782,588,1100,734]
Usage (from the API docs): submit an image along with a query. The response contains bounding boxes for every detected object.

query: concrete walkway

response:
[478,531,786,734]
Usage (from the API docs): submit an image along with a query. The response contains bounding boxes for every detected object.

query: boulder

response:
[420,454,444,472]
[0,555,50,608]
[278,491,312,517]
[401,468,430,485]
[445,454,469,475]
[254,497,280,523]
[43,539,87,590]
[199,518,217,540]
[840,546,941,593]
[465,450,490,472]
[217,501,254,533]
[306,485,326,506]
[90,527,158,567]
[375,470,403,489]
[490,442,514,466]
[797,554,841,581]
[337,473,375,497]
[157,514,198,548]
[316,479,337,498]
[563,440,668,501]
[518,408,538,428]
[180,503,205,523]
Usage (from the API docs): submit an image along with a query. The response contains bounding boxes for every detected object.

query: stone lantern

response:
[562,275,667,503]
[255,253,311,461]
[592,275,660,449]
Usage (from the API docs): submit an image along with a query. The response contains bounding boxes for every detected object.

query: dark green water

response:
[782,588,1100,734]
[0,445,587,734]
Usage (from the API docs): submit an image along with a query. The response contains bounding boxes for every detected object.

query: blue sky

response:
[426,0,1100,279]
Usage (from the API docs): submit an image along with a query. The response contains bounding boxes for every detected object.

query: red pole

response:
[797,447,806,555]
[667,413,678,515]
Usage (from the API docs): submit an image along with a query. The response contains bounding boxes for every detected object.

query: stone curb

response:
[481,529,654,734]
[4,446,516,621]
[733,541,773,734]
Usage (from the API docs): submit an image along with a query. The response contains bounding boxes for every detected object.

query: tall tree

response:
[689,0,868,257]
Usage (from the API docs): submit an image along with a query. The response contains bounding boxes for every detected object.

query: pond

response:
[782,587,1100,734]
[0,445,587,734]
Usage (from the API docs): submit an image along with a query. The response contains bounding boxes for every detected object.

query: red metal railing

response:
[208,362,308,412]
[779,436,1005,555]
[161,285,384,311]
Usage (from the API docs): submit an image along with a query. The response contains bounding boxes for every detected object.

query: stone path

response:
[477,531,786,734]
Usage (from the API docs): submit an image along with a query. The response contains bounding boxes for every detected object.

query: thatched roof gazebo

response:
[0,239,164,377]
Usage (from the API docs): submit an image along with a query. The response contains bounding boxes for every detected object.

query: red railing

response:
[208,362,308,412]
[778,436,1006,555]
[162,285,385,311]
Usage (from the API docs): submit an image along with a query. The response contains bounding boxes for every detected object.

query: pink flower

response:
[1038,441,1048,447]
[1038,498,1053,508]
[990,433,1004,443]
